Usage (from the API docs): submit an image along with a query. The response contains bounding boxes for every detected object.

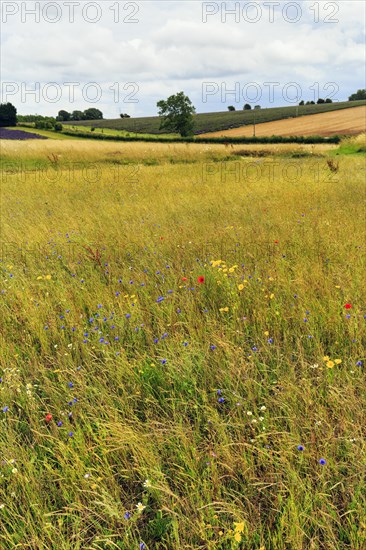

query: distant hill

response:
[201,105,366,138]
[64,100,366,135]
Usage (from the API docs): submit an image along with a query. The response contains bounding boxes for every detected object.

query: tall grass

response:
[0,138,365,549]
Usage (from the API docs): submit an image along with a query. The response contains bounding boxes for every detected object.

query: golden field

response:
[0,136,365,549]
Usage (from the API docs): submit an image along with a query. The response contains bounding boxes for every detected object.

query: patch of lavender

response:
[0,128,48,140]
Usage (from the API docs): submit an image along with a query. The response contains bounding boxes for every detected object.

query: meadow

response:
[0,136,365,549]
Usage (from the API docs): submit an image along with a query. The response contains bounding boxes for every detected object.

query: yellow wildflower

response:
[238,284,244,291]
[334,359,342,365]
[323,356,330,362]
[234,532,242,542]
[234,522,245,533]
[326,361,335,369]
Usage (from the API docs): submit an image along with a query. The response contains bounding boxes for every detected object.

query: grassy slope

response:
[0,137,365,549]
[64,100,366,134]
[13,125,81,140]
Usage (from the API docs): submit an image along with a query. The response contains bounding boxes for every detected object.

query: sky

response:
[1,0,365,118]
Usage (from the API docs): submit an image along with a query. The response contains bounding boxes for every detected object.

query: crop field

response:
[0,136,365,549]
[202,106,366,138]
[64,100,366,135]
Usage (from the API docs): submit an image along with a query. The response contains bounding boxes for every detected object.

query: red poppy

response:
[197,276,205,284]
[45,413,53,423]
[182,277,187,281]
[274,240,279,244]
[344,303,352,309]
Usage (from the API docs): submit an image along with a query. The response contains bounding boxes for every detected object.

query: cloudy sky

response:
[1,1,365,117]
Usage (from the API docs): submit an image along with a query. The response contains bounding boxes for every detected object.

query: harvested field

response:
[201,105,366,138]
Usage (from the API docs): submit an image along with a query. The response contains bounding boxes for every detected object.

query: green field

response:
[1,135,365,549]
[64,100,366,135]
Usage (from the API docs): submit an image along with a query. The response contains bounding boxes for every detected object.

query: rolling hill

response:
[201,105,366,138]
[64,100,366,135]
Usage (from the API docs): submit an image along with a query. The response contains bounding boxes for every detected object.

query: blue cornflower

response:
[68,432,74,437]
[297,445,304,451]
[268,338,273,344]
[217,389,222,395]
[210,345,216,350]
[154,338,159,344]
[161,359,167,365]
[68,382,73,388]
[183,342,188,347]
[124,512,131,520]
[356,360,363,366]
[97,304,102,309]
[156,296,164,303]
[126,314,131,319]
[57,421,63,427]
[218,397,225,403]
[2,406,9,413]
[319,458,326,465]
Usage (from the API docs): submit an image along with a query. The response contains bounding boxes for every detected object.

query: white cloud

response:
[1,0,365,116]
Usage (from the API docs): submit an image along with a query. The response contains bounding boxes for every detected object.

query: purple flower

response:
[356,360,363,366]
[319,458,326,465]
[126,314,131,319]
[124,512,131,520]
[297,445,304,451]
[57,421,63,427]
[2,406,9,413]
[218,397,225,403]
[68,432,74,437]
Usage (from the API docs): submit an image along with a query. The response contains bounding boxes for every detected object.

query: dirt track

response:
[201,105,366,138]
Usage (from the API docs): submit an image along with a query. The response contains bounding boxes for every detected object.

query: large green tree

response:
[157,92,195,136]
[0,102,17,127]
[83,108,103,120]
[348,89,366,101]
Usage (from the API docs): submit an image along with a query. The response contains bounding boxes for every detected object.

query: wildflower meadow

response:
[0,136,365,549]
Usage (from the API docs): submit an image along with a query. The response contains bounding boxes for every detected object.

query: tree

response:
[54,122,63,132]
[58,110,71,121]
[317,98,325,104]
[0,102,17,127]
[71,110,85,121]
[254,105,261,110]
[228,105,236,111]
[83,108,103,120]
[349,89,366,101]
[157,92,195,137]
[243,103,252,110]
[325,98,333,103]
[299,100,305,106]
